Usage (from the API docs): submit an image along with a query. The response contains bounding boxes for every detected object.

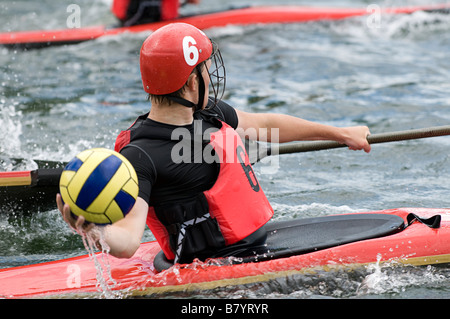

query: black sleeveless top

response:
[119,98,238,207]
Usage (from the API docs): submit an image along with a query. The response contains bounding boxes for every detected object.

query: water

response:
[1,0,450,298]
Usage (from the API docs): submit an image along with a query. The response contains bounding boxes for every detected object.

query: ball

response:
[59,148,139,225]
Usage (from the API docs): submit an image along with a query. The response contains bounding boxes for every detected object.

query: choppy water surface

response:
[1,0,450,298]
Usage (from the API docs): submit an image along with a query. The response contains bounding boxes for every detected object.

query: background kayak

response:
[1,4,449,49]
[1,0,450,298]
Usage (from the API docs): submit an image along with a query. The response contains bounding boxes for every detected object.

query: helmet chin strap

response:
[168,64,206,113]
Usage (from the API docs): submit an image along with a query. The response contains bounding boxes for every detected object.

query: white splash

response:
[79,227,122,299]
[357,255,448,296]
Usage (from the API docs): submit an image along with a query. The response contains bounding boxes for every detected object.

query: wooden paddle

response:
[248,125,450,164]
[0,168,63,212]
[0,168,63,188]
[0,159,65,211]
[3,125,450,186]
[1,125,450,212]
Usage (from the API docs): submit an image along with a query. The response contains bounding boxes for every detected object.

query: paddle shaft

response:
[0,168,62,187]
[262,125,450,159]
[2,125,450,187]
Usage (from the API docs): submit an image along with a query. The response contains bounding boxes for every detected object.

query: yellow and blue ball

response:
[59,148,139,225]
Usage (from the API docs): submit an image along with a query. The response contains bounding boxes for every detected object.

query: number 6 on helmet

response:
[182,35,199,66]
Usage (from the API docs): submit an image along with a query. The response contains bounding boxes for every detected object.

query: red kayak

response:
[1,5,450,49]
[0,207,448,298]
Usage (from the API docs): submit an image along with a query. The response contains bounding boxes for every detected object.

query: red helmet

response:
[140,23,213,95]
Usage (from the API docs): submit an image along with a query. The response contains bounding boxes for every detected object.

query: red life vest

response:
[115,117,274,261]
[111,0,130,20]
[160,0,179,20]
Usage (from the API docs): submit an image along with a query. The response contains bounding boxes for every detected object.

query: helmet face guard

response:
[206,40,226,109]
[171,40,226,112]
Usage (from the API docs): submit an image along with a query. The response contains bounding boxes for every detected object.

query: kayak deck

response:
[0,207,449,298]
[153,213,405,271]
